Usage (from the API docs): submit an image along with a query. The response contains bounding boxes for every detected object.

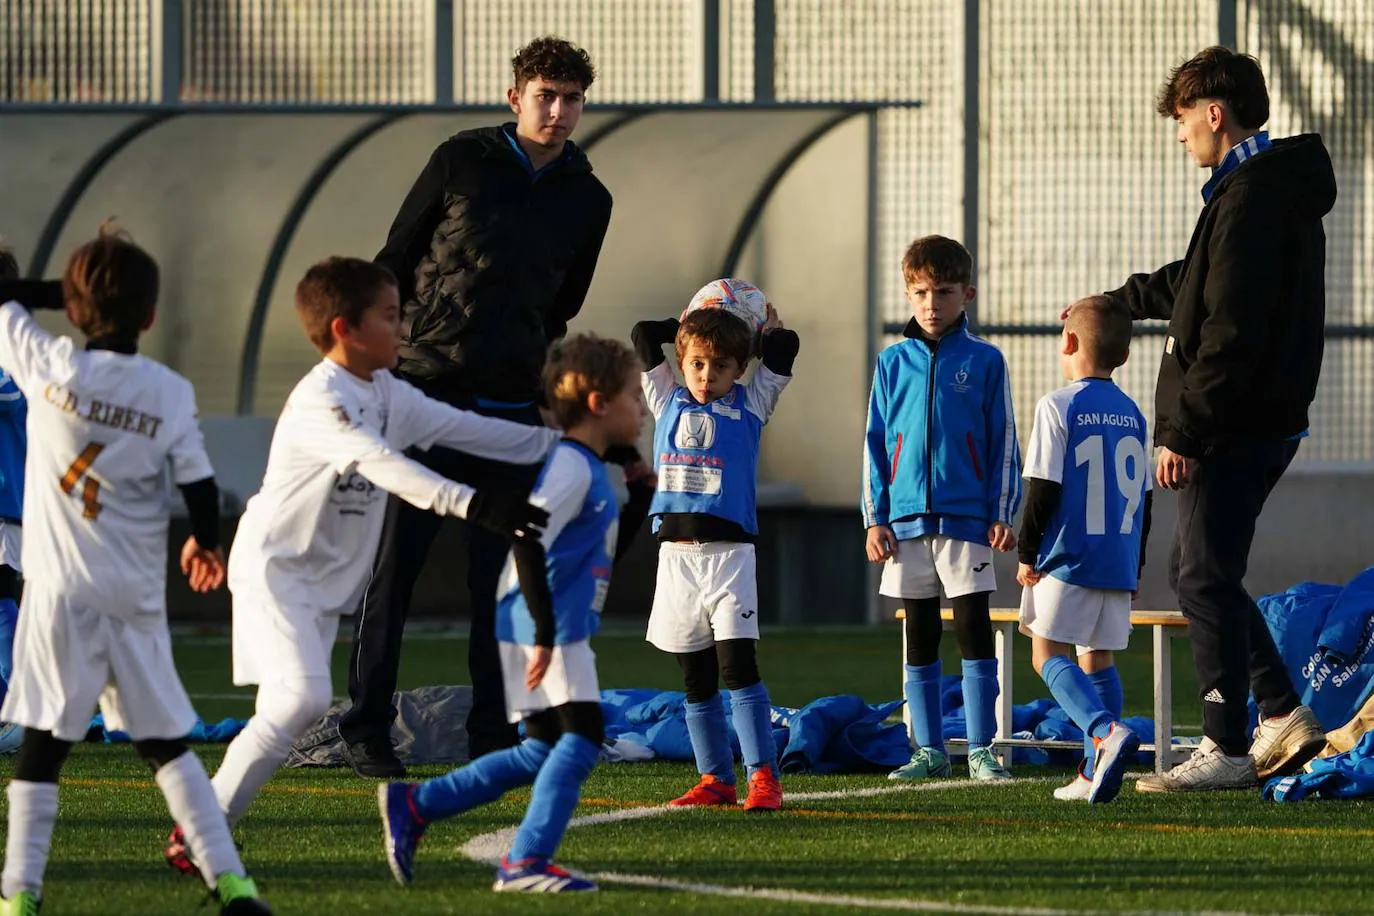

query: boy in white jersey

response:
[379,334,646,893]
[163,257,559,875]
[1017,296,1153,804]
[633,303,798,812]
[0,229,270,914]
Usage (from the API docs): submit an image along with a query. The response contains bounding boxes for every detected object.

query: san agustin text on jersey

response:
[1074,412,1141,429]
[43,383,164,439]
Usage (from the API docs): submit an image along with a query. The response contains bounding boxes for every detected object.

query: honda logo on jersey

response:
[675,412,716,450]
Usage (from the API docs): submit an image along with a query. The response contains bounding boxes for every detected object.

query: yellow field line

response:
[782,807,1374,839]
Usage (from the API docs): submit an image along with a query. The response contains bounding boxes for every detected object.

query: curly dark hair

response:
[1156,46,1268,129]
[511,36,596,91]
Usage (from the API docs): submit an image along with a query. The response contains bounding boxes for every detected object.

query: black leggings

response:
[676,639,760,703]
[523,701,604,746]
[902,593,995,667]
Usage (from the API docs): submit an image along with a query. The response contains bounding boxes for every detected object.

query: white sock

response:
[155,752,244,889]
[212,676,331,827]
[2,781,58,900]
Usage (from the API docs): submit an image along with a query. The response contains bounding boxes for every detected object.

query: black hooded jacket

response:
[376,124,613,403]
[1107,134,1337,457]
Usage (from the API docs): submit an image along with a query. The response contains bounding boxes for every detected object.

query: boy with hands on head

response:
[864,235,1021,782]
[633,296,798,812]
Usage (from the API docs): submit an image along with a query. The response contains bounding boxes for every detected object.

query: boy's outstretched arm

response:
[392,380,561,463]
[744,321,799,423]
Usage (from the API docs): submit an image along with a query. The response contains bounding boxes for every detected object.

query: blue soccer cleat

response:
[377,782,427,886]
[1088,722,1140,804]
[492,856,597,893]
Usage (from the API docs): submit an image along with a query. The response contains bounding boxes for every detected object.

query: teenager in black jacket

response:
[1101,47,1335,793]
[341,37,613,776]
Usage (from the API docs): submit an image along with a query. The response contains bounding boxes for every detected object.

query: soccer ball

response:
[681,278,769,337]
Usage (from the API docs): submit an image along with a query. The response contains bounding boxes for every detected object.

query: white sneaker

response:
[1088,723,1140,804]
[1053,766,1093,801]
[1249,705,1325,780]
[0,722,22,755]
[1135,738,1257,793]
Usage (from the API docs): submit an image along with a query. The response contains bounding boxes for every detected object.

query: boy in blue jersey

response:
[379,334,646,893]
[864,235,1021,782]
[633,303,799,811]
[1017,296,1153,804]
[0,248,24,755]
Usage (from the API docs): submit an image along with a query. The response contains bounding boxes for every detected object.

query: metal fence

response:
[2,0,1371,461]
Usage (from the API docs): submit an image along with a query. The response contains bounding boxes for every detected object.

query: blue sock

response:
[728,681,777,778]
[962,658,999,750]
[0,597,15,709]
[1041,656,1113,748]
[904,662,943,749]
[1083,666,1123,777]
[413,738,551,821]
[508,733,600,862]
[685,694,735,784]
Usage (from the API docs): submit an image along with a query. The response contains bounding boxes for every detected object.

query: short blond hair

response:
[543,334,640,429]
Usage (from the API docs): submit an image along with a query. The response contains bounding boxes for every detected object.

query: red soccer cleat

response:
[668,774,737,807]
[743,768,783,813]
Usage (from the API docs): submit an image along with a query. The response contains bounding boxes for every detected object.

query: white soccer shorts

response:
[1018,574,1133,653]
[0,582,196,742]
[646,541,759,654]
[499,639,601,724]
[879,535,997,600]
[230,593,340,687]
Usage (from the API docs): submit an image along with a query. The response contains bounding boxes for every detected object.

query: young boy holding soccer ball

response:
[631,280,799,811]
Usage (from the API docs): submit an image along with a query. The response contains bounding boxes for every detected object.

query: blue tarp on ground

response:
[1258,567,1374,732]
[598,682,1163,773]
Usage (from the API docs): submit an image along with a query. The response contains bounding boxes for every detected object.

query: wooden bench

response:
[894,608,1191,773]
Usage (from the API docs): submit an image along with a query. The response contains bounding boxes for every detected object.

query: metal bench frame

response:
[895,608,1191,774]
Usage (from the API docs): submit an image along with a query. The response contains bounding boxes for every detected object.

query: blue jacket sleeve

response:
[984,352,1021,526]
[862,362,890,528]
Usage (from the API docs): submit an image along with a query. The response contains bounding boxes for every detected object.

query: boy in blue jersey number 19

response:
[1017,296,1153,804]
[379,335,647,894]
[633,301,799,812]
[863,235,1021,782]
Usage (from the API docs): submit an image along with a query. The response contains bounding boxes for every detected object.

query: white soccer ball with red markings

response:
[681,278,770,338]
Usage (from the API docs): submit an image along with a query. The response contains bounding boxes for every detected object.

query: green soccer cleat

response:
[887,746,951,780]
[214,873,272,915]
[0,891,40,915]
[967,746,1012,781]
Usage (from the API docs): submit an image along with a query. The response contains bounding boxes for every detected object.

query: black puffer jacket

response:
[1107,134,1337,457]
[376,124,613,403]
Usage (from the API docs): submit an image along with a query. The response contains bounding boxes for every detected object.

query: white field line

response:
[457,779,1311,916]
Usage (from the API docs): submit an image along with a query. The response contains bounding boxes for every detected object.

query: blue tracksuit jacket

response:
[862,314,1021,546]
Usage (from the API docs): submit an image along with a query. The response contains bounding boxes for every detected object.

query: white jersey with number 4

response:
[228,359,560,624]
[0,302,213,617]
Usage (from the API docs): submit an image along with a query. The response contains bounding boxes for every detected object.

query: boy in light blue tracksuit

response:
[0,248,26,749]
[863,235,1021,781]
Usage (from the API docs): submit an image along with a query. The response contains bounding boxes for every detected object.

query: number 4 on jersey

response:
[60,442,105,521]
